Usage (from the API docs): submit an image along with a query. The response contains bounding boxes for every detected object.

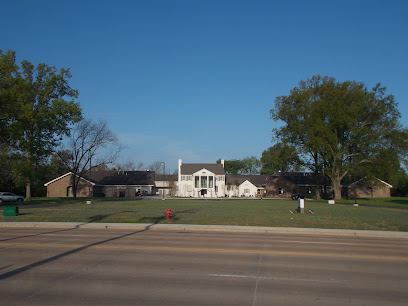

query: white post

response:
[178,159,182,197]
[298,198,305,213]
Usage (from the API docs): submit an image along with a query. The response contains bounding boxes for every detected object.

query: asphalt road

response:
[0,226,407,305]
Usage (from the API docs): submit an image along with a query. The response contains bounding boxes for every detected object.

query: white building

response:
[225,175,267,198]
[238,180,258,197]
[177,159,226,198]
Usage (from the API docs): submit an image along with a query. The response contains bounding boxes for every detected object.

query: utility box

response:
[3,206,19,216]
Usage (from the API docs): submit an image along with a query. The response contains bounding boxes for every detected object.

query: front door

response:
[67,187,73,197]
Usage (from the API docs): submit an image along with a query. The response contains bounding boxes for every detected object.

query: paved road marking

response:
[272,240,408,247]
[1,242,407,262]
[277,240,373,245]
[42,234,86,237]
[208,274,340,283]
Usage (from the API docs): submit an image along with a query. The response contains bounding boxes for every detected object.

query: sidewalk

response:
[1,222,408,238]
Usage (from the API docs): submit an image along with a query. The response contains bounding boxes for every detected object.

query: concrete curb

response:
[1,222,408,238]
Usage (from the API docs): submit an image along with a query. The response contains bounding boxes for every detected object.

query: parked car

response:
[135,192,143,197]
[291,193,304,200]
[0,192,24,203]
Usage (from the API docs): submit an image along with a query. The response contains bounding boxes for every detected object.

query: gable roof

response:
[44,172,96,187]
[226,175,268,187]
[44,172,73,186]
[44,171,156,187]
[180,163,225,175]
[239,179,257,188]
[350,177,393,188]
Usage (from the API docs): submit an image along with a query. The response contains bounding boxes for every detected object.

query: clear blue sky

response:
[2,0,407,173]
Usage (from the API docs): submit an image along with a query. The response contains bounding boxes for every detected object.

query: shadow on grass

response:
[139,216,168,223]
[139,209,199,223]
[175,209,199,214]
[88,214,112,223]
[390,199,408,206]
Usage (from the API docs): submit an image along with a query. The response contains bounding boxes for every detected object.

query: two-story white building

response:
[177,159,226,198]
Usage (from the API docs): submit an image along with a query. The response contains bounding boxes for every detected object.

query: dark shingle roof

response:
[82,170,155,185]
[180,163,225,175]
[225,173,327,187]
[154,174,178,181]
[267,172,327,186]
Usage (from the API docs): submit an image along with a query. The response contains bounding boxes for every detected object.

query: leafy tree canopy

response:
[271,75,408,199]
[260,143,302,175]
[217,157,261,175]
[0,50,82,199]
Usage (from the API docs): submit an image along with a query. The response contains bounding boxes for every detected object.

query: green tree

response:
[217,157,261,175]
[241,156,261,174]
[216,159,244,174]
[0,50,82,200]
[260,143,301,175]
[0,50,20,146]
[271,75,408,200]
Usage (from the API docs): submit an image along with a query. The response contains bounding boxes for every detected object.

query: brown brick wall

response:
[46,174,92,197]
[265,177,297,198]
[350,181,391,198]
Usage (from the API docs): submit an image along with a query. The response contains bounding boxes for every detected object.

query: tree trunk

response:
[315,173,321,200]
[315,188,321,200]
[25,180,32,201]
[313,153,321,199]
[332,178,342,200]
[71,173,77,198]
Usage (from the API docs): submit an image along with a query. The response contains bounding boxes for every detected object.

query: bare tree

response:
[135,162,145,171]
[56,118,122,198]
[148,161,165,173]
[113,160,146,171]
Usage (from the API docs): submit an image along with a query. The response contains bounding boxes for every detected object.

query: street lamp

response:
[160,161,165,200]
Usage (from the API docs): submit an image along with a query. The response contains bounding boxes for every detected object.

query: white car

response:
[0,192,24,203]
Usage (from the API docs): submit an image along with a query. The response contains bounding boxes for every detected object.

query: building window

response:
[195,176,199,188]
[209,176,214,188]
[279,188,283,195]
[201,176,207,188]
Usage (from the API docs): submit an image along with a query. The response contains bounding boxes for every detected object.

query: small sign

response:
[3,206,19,216]
[328,200,335,205]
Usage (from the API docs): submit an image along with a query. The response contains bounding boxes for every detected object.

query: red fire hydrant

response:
[166,208,172,219]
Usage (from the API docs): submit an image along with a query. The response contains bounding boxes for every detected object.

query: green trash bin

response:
[3,206,19,216]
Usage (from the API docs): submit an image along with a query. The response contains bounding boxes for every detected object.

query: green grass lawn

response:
[328,197,408,208]
[1,198,408,232]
